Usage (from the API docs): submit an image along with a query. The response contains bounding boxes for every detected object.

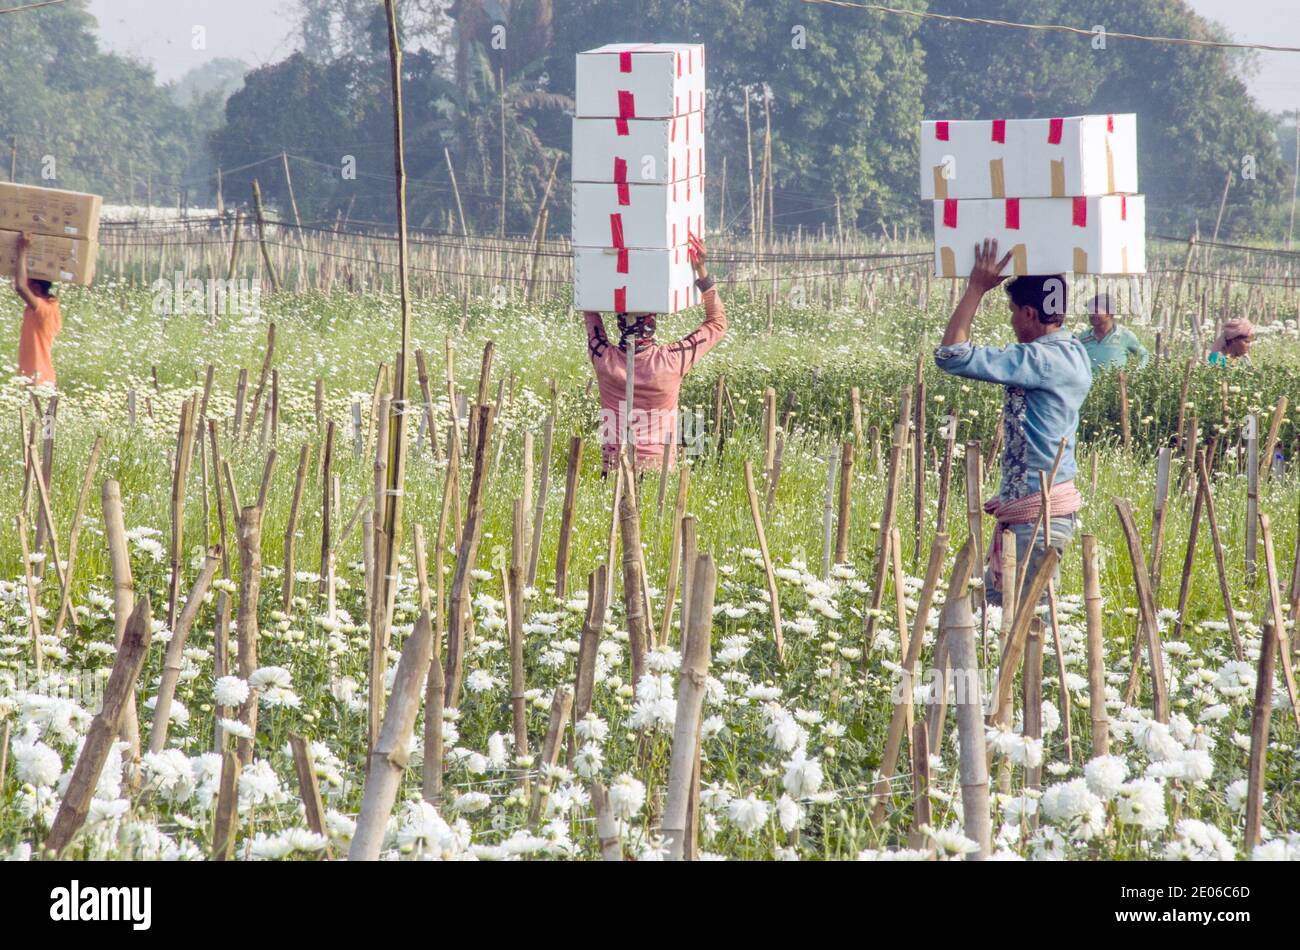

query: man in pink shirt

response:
[584,234,727,474]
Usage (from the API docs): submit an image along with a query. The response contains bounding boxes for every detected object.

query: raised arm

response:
[941,238,1012,347]
[584,311,611,362]
[666,234,727,376]
[13,232,39,308]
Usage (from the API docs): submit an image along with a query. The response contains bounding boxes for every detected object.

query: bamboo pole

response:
[288,733,329,842]
[944,575,990,859]
[1196,450,1245,659]
[102,479,141,757]
[574,567,609,725]
[508,498,528,758]
[1259,514,1300,731]
[148,548,221,753]
[51,434,102,638]
[1113,497,1170,723]
[526,415,554,587]
[1243,616,1276,852]
[864,420,906,654]
[281,441,311,613]
[17,513,41,676]
[988,547,1059,727]
[619,452,649,692]
[658,464,690,647]
[444,405,495,707]
[46,597,152,858]
[233,499,266,766]
[1082,534,1110,757]
[663,552,716,860]
[835,441,854,565]
[554,435,582,599]
[350,608,434,861]
[212,750,241,860]
[743,460,785,663]
[820,444,839,580]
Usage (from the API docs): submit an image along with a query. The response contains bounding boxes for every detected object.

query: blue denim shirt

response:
[934,330,1093,502]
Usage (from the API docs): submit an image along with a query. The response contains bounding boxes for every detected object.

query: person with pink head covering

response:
[1209,318,1254,366]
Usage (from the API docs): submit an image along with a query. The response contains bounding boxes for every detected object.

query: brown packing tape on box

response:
[939,245,956,278]
[1050,160,1065,198]
[988,159,1005,199]
[1011,243,1028,275]
[0,182,102,240]
[1073,247,1088,274]
[932,165,948,200]
[0,229,97,286]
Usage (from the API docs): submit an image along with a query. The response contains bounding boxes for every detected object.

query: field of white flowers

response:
[1,277,1298,861]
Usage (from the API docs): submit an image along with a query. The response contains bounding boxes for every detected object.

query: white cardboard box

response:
[920,114,1137,200]
[0,183,102,239]
[572,176,703,250]
[574,245,700,314]
[572,114,705,184]
[931,195,1145,276]
[576,43,705,118]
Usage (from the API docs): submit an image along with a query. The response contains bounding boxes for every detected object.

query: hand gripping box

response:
[0,182,102,239]
[575,43,705,119]
[0,229,98,285]
[572,113,705,184]
[573,245,700,315]
[932,195,1145,277]
[572,175,703,250]
[920,114,1137,200]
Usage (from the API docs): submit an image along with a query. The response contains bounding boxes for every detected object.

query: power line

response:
[0,0,66,13]
[801,0,1300,54]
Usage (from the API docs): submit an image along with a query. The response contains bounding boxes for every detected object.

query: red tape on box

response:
[1005,198,1020,229]
[1049,118,1063,144]
[620,51,632,72]
[614,287,626,312]
[935,121,949,141]
[992,119,1006,144]
[617,249,629,274]
[942,199,957,228]
[610,213,625,248]
[1072,197,1087,227]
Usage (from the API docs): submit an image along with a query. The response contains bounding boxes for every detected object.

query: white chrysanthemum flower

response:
[1163,819,1235,861]
[727,794,771,836]
[1084,755,1129,801]
[13,739,62,787]
[465,669,500,694]
[248,665,292,690]
[574,742,604,779]
[1115,778,1168,832]
[781,748,824,798]
[214,675,250,706]
[607,773,646,820]
[452,791,492,814]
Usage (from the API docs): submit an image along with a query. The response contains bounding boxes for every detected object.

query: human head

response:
[1005,275,1067,343]
[28,278,53,298]
[1213,317,1254,359]
[1087,292,1114,336]
[616,312,657,349]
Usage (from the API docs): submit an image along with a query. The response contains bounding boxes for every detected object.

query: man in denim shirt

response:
[933,239,1093,608]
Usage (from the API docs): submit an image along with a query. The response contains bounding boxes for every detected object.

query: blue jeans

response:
[985,513,1076,608]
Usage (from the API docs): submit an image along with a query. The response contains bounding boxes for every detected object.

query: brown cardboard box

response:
[0,183,102,239]
[0,229,97,285]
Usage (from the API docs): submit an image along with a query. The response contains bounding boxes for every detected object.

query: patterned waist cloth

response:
[982,479,1084,595]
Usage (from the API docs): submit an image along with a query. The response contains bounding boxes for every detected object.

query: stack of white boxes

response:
[920,114,1145,277]
[572,43,705,313]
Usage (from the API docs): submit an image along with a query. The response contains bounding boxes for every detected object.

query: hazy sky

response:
[86,0,1300,113]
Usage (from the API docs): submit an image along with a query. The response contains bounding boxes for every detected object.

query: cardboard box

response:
[931,195,1145,276]
[0,182,102,239]
[0,229,98,285]
[920,114,1137,200]
[573,176,704,250]
[572,114,705,184]
[576,43,705,118]
[574,245,700,314]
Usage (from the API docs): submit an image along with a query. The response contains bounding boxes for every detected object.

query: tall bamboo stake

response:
[554,435,582,599]
[102,479,141,757]
[663,552,716,860]
[282,441,311,613]
[1113,497,1170,722]
[743,460,785,664]
[1082,534,1110,757]
[51,434,103,638]
[508,498,528,758]
[148,548,221,753]
[444,405,495,707]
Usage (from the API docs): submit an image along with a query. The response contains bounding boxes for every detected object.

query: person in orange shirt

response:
[14,231,62,386]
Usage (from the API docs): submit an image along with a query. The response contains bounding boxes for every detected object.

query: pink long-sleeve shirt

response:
[585,287,727,471]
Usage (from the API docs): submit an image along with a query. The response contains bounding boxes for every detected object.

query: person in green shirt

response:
[1076,292,1149,370]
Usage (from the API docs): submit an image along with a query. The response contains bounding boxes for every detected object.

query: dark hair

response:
[29,278,53,298]
[1006,274,1067,325]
